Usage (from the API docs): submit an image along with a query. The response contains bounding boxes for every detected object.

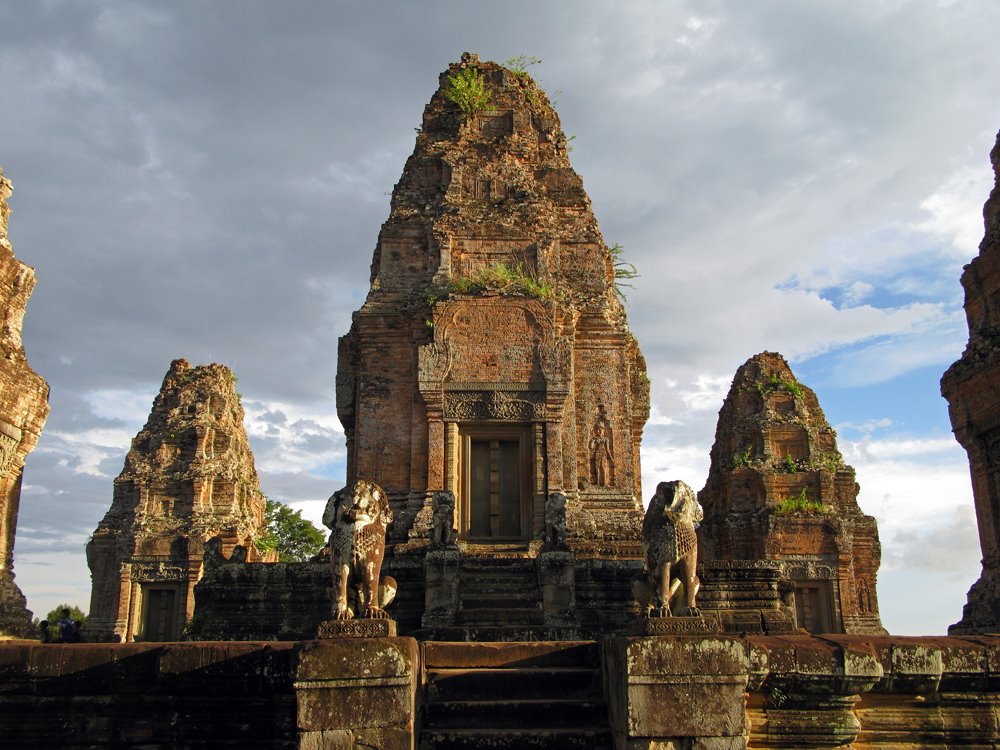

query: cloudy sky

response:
[3,0,999,635]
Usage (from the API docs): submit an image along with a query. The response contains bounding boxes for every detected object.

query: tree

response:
[254,498,326,562]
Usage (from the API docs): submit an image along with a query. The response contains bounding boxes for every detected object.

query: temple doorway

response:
[141,585,180,641]
[459,426,531,541]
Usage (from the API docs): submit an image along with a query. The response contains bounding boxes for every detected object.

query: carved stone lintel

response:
[316,618,397,639]
[444,390,545,421]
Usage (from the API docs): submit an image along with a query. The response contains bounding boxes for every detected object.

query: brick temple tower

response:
[336,54,650,635]
[698,352,885,634]
[87,359,270,642]
[0,169,49,638]
[944,130,1000,635]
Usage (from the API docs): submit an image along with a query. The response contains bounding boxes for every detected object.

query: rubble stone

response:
[943,130,1000,635]
[698,351,885,634]
[86,359,270,642]
[0,169,50,639]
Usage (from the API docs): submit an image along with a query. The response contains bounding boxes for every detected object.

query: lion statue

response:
[641,480,703,617]
[323,479,396,620]
[543,492,568,548]
[429,490,456,546]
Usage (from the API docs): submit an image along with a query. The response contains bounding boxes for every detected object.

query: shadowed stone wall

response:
[1,635,998,748]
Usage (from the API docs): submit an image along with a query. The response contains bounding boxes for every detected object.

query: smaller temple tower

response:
[698,352,885,634]
[943,130,1000,635]
[0,168,50,638]
[87,359,269,642]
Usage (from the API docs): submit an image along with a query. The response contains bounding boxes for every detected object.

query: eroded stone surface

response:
[336,54,649,635]
[87,359,269,642]
[943,131,1000,635]
[0,169,50,638]
[698,352,885,634]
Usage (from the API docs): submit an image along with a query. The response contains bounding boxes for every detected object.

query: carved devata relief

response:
[588,404,615,487]
[0,427,20,477]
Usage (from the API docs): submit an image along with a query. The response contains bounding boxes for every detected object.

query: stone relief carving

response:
[588,405,615,487]
[430,490,456,546]
[543,492,567,548]
[982,426,1000,469]
[323,479,396,620]
[445,390,545,421]
[0,422,20,477]
[641,480,703,617]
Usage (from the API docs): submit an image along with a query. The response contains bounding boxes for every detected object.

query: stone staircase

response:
[419,641,612,750]
[457,556,543,627]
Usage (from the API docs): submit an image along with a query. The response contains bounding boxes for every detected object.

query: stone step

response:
[424,698,607,730]
[422,641,601,669]
[419,728,613,750]
[458,608,544,626]
[425,667,602,702]
[458,594,541,608]
[416,626,583,642]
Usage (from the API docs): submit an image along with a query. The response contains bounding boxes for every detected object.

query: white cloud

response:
[915,163,994,257]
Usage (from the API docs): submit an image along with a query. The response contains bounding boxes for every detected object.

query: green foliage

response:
[254,498,326,562]
[423,262,552,302]
[505,54,542,77]
[781,454,798,474]
[566,134,577,153]
[444,67,490,115]
[810,451,844,474]
[774,487,830,515]
[757,372,805,399]
[731,445,754,470]
[609,243,640,302]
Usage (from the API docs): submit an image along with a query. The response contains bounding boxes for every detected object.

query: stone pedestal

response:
[537,549,577,627]
[606,637,751,749]
[632,614,722,636]
[316,619,397,639]
[421,547,460,628]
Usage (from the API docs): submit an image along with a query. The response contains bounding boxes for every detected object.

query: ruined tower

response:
[87,359,269,642]
[944,131,1000,635]
[0,169,50,638]
[337,54,649,635]
[698,352,885,634]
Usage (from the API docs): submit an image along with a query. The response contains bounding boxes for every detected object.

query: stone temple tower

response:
[944,130,1000,635]
[698,352,885,634]
[87,359,269,642]
[336,54,649,635]
[0,169,50,638]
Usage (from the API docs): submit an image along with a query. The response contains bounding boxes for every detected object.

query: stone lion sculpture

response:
[544,492,567,548]
[430,490,456,546]
[323,479,395,620]
[641,480,703,617]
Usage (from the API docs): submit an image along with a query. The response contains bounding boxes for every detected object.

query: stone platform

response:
[2,635,1000,748]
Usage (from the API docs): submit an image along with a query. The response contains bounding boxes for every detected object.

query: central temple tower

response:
[337,54,649,634]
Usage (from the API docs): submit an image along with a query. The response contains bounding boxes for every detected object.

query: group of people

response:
[38,608,84,643]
